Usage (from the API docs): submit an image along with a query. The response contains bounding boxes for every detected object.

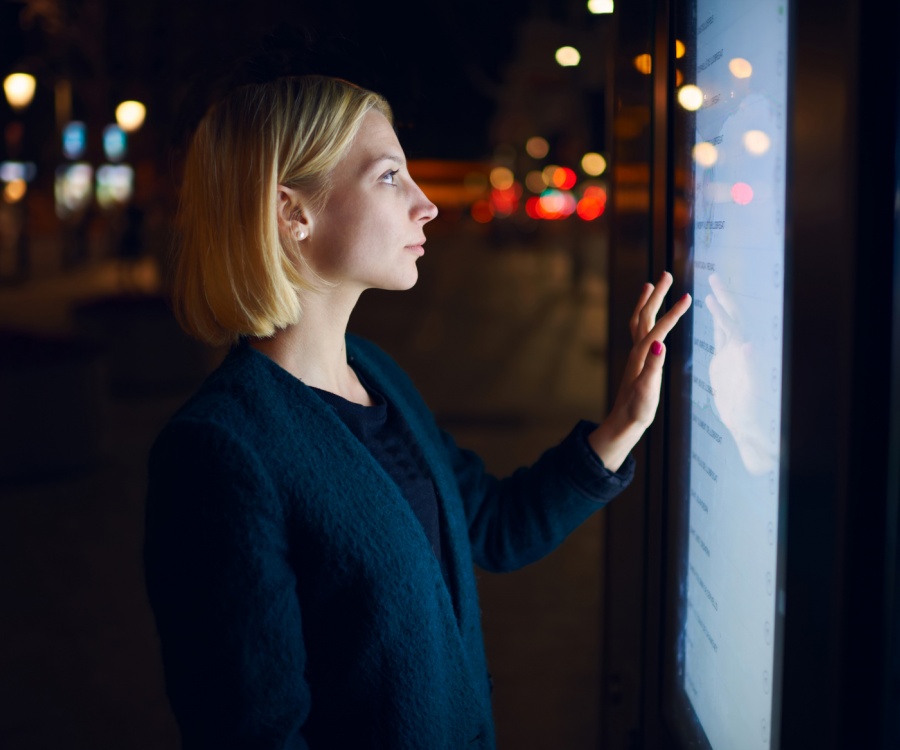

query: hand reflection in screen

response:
[706,274,778,476]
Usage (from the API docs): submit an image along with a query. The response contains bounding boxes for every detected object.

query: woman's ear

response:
[276,184,311,241]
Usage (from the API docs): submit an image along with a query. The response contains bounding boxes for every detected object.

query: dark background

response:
[1,1,622,748]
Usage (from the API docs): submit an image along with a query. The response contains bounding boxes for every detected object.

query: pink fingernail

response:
[651,341,663,356]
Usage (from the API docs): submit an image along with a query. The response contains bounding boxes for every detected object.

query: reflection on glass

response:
[743,130,772,155]
[679,84,704,111]
[693,142,719,167]
[729,57,754,79]
[634,53,653,74]
[706,273,778,476]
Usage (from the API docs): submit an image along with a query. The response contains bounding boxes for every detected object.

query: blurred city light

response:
[729,58,753,79]
[577,196,605,220]
[678,84,704,111]
[587,0,614,13]
[96,164,135,208]
[3,73,36,110]
[634,54,652,75]
[525,170,545,193]
[692,142,719,167]
[3,179,26,204]
[490,183,522,216]
[541,164,561,186]
[581,152,607,176]
[489,166,515,191]
[115,100,146,132]
[676,70,684,86]
[62,122,87,160]
[743,130,771,155]
[538,189,577,219]
[0,161,37,183]
[525,136,549,159]
[675,40,686,58]
[471,199,494,223]
[55,163,94,218]
[551,166,577,190]
[103,124,127,161]
[731,182,754,205]
[556,47,581,67]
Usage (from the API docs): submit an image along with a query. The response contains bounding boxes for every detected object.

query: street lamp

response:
[3,73,36,111]
[115,100,146,132]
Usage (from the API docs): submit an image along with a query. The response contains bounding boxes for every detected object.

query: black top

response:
[310,374,446,579]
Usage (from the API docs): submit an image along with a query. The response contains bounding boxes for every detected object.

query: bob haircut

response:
[173,75,392,346]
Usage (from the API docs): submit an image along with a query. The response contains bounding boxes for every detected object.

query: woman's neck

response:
[248,288,373,406]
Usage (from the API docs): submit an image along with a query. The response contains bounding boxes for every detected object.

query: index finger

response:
[644,292,692,346]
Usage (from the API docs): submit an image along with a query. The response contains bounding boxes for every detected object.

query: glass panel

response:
[673,1,789,748]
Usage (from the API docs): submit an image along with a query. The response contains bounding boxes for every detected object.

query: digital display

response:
[680,1,788,748]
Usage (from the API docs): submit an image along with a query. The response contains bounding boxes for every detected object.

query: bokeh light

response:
[525,170,546,193]
[634,54,652,75]
[489,166,515,191]
[55,163,93,218]
[471,199,494,223]
[729,58,753,79]
[743,130,771,155]
[490,183,522,216]
[581,152,607,176]
[678,84,704,111]
[556,46,581,67]
[103,124,127,162]
[3,73,36,110]
[3,178,26,204]
[692,142,719,168]
[525,136,550,159]
[551,167,577,190]
[62,122,87,160]
[577,186,607,220]
[115,100,146,132]
[587,0,614,13]
[541,164,560,186]
[675,40,686,58]
[731,182,754,205]
[96,164,135,208]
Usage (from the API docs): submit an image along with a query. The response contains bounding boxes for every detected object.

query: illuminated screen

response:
[677,1,788,748]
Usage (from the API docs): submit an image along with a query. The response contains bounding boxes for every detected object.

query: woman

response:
[144,75,691,749]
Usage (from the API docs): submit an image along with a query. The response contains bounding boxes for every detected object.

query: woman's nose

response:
[412,183,439,223]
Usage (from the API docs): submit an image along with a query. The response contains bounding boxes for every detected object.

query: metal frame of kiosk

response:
[602,1,900,748]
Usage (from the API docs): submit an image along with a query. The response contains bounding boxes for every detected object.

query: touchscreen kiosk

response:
[670,1,789,748]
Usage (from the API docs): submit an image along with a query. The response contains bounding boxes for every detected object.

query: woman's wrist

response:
[587,409,646,473]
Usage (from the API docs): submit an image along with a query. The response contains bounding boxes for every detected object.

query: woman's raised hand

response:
[588,272,692,471]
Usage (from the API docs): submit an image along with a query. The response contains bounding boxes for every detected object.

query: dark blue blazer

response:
[144,336,633,749]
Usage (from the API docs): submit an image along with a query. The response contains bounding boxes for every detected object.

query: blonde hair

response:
[173,75,392,346]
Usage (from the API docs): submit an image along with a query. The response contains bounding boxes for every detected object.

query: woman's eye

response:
[381,169,399,186]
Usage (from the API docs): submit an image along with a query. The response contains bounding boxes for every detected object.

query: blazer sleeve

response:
[441,420,635,573]
[143,420,310,750]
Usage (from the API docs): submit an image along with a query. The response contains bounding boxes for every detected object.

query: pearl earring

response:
[296,230,306,241]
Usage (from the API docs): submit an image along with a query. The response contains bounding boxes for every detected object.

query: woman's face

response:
[301,110,438,292]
